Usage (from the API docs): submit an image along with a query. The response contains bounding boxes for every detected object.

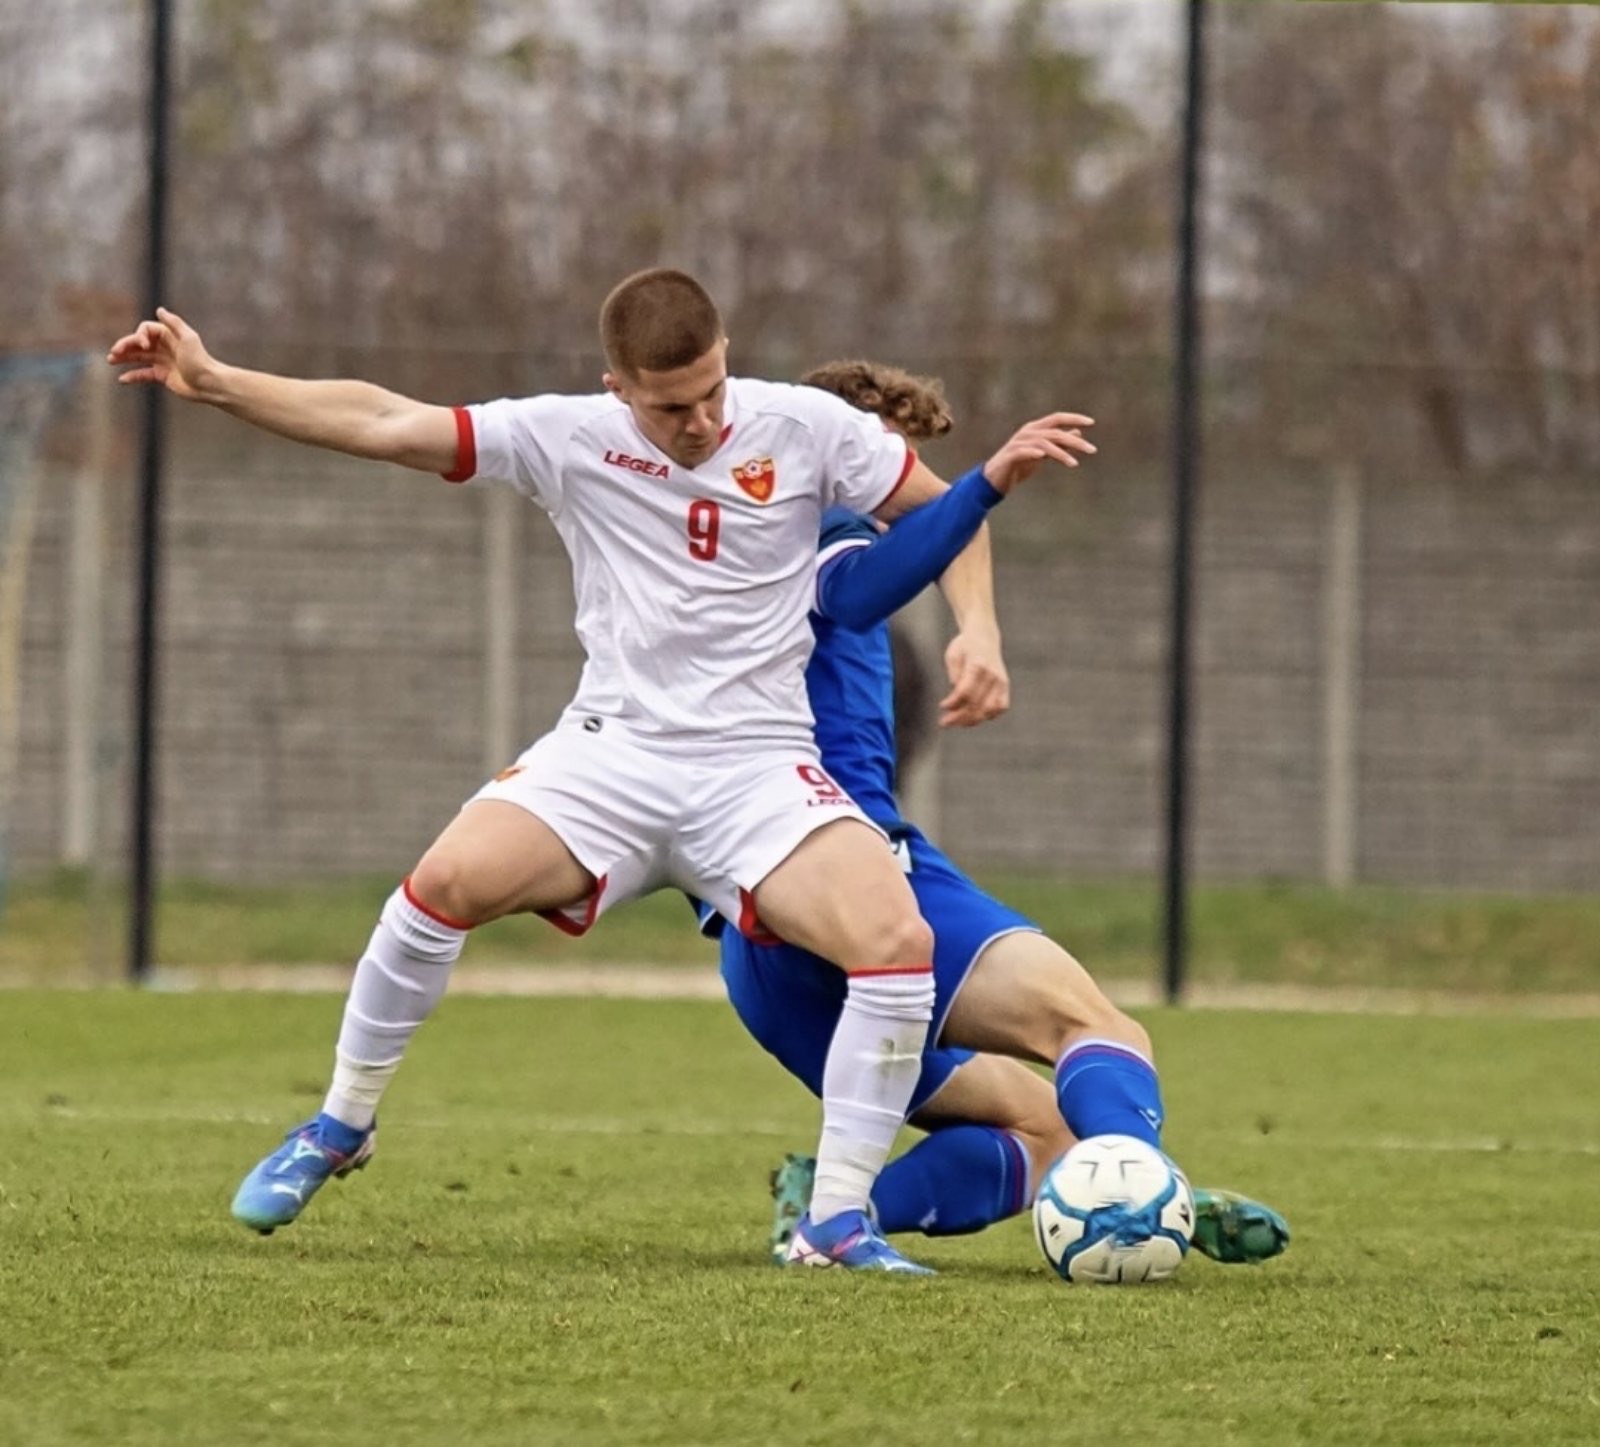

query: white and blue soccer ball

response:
[1033,1134,1195,1284]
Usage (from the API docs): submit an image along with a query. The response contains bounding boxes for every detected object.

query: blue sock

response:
[870,1125,1032,1236]
[315,1111,369,1154]
[1055,1038,1165,1148]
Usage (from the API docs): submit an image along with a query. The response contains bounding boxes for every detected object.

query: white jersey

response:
[448,377,913,744]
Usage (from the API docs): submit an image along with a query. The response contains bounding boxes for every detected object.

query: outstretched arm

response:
[817,467,1003,633]
[864,413,1097,726]
[108,308,460,475]
[934,519,1008,728]
[821,472,1008,727]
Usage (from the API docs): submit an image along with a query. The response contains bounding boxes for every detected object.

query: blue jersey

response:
[809,507,906,832]
[809,469,1000,830]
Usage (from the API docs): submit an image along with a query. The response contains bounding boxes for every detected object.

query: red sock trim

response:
[401,875,475,932]
[848,963,933,978]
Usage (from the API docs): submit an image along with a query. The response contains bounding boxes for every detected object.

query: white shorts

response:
[469,718,882,936]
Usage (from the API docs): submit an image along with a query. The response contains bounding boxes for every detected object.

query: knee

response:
[857,908,935,969]
[1060,993,1152,1060]
[1035,972,1152,1065]
[408,852,495,929]
[1114,1011,1154,1063]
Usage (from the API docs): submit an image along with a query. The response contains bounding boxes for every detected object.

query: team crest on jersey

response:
[731,456,776,503]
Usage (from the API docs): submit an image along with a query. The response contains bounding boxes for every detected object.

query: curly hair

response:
[799,359,954,442]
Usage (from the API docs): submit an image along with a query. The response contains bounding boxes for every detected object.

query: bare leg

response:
[409,799,596,925]
[939,930,1150,1065]
[233,799,606,1232]
[325,801,596,1130]
[753,817,931,967]
[942,931,1164,1148]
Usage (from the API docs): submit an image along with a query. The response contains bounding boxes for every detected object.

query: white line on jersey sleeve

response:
[812,537,873,614]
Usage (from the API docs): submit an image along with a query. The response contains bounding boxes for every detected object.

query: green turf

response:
[1,993,1597,1445]
[7,868,1600,994]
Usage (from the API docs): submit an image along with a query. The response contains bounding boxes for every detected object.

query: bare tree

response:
[1212,2,1600,475]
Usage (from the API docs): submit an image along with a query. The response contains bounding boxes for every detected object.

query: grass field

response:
[2,991,1598,1445]
[8,868,1600,995]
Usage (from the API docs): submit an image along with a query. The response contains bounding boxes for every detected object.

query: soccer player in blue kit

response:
[707,361,1290,1271]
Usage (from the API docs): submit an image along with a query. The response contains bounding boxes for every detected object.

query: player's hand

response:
[983,413,1096,494]
[940,626,1010,728]
[106,307,218,402]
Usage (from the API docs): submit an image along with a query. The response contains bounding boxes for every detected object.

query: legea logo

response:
[604,450,669,479]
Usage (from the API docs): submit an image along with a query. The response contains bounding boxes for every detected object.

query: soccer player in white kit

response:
[108,269,1094,1273]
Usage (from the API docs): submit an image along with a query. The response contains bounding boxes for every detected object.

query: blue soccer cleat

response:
[785,1209,935,1275]
[231,1114,375,1234]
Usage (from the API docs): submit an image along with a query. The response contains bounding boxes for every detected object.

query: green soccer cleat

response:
[768,1152,817,1266]
[1190,1187,1291,1265]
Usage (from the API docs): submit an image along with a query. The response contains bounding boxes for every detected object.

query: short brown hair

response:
[600,269,724,375]
[799,360,954,442]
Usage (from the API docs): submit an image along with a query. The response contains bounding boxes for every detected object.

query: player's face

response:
[606,340,730,469]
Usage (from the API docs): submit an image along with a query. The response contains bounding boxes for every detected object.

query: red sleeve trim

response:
[441,405,476,483]
[869,445,918,513]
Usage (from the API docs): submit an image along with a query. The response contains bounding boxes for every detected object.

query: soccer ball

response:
[1033,1134,1195,1284]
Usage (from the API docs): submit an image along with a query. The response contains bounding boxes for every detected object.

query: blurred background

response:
[1,0,1596,995]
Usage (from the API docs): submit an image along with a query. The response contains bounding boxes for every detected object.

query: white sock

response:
[810,967,935,1225]
[321,881,468,1130]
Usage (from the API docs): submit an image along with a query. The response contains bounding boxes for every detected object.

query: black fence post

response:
[131,0,172,985]
[1164,0,1208,1007]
